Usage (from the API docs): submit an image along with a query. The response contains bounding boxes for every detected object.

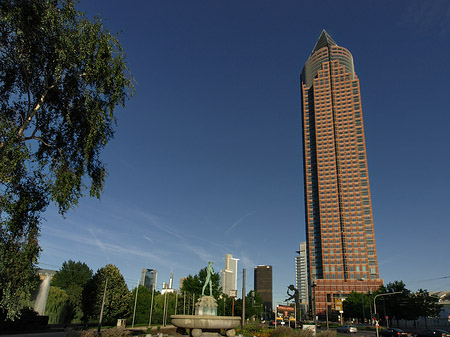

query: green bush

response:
[317,330,337,337]
[64,327,130,337]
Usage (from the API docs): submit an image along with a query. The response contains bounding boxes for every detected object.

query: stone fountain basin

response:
[170,315,241,330]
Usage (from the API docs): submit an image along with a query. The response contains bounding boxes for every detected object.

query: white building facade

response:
[295,242,309,312]
[221,254,239,297]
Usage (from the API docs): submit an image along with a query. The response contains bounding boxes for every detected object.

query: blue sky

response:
[38,0,450,305]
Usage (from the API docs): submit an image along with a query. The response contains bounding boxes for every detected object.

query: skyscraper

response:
[221,254,239,296]
[295,242,308,316]
[254,265,272,319]
[300,30,383,315]
[140,268,157,291]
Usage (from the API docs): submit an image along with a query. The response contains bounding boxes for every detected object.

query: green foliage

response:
[234,290,264,320]
[128,285,152,325]
[237,323,271,337]
[82,264,131,324]
[216,294,232,316]
[51,260,93,322]
[0,0,133,319]
[261,327,336,337]
[0,306,48,331]
[342,291,374,321]
[266,326,329,337]
[381,284,441,322]
[45,286,71,324]
[64,327,130,337]
[411,289,441,319]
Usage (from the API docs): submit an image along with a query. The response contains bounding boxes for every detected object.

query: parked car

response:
[336,325,358,333]
[416,330,449,337]
[381,328,408,337]
[288,321,303,329]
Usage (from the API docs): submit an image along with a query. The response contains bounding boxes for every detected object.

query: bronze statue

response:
[202,261,214,297]
[285,284,299,303]
[285,284,301,321]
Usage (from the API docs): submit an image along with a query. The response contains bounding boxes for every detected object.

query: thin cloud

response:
[226,211,256,235]
[144,235,153,243]
[87,228,111,263]
[400,0,450,35]
[139,210,185,240]
[44,225,165,264]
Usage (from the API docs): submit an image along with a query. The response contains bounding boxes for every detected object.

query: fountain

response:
[32,269,57,315]
[171,262,241,337]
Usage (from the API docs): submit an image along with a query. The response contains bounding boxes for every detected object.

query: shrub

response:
[64,327,130,337]
[102,327,131,337]
[317,330,337,337]
[237,323,271,337]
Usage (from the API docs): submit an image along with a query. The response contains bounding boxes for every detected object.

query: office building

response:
[300,30,383,315]
[221,254,239,297]
[254,265,272,319]
[295,242,309,316]
[162,270,175,294]
[179,277,186,291]
[140,268,157,291]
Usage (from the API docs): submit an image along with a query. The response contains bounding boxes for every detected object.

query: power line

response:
[406,275,450,285]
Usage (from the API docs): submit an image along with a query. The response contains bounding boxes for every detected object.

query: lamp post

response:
[311,281,317,329]
[374,292,402,337]
[325,294,329,330]
[357,278,366,323]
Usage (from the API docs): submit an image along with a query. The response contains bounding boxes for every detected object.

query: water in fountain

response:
[33,275,51,315]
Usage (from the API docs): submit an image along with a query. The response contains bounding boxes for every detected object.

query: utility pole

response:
[163,292,168,326]
[374,292,402,337]
[311,281,317,329]
[242,269,246,327]
[132,279,139,328]
[97,277,108,336]
[175,291,178,315]
[148,284,155,328]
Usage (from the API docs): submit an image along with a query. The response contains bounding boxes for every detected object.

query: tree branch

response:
[23,136,53,148]
[17,73,59,139]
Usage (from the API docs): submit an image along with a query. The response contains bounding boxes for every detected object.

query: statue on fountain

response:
[202,261,214,297]
[196,261,217,315]
[171,260,240,337]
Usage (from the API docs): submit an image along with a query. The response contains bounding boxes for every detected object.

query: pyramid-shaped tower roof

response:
[311,29,337,54]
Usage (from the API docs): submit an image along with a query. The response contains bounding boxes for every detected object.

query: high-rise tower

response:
[295,242,309,316]
[300,30,383,316]
[140,268,157,291]
[254,265,273,320]
[221,254,239,296]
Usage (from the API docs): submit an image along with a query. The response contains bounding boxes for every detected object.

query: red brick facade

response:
[301,31,383,315]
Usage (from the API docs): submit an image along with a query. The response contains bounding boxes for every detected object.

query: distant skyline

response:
[38,0,450,305]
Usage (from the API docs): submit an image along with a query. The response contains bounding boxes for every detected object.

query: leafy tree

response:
[410,289,441,320]
[45,286,71,324]
[234,290,264,321]
[216,294,232,316]
[128,285,152,325]
[180,266,221,299]
[82,264,131,324]
[0,0,133,319]
[375,281,440,325]
[51,260,93,322]
[383,281,411,324]
[342,291,364,321]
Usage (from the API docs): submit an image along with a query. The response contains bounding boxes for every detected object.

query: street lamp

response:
[311,280,317,328]
[374,292,402,337]
[357,278,366,324]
